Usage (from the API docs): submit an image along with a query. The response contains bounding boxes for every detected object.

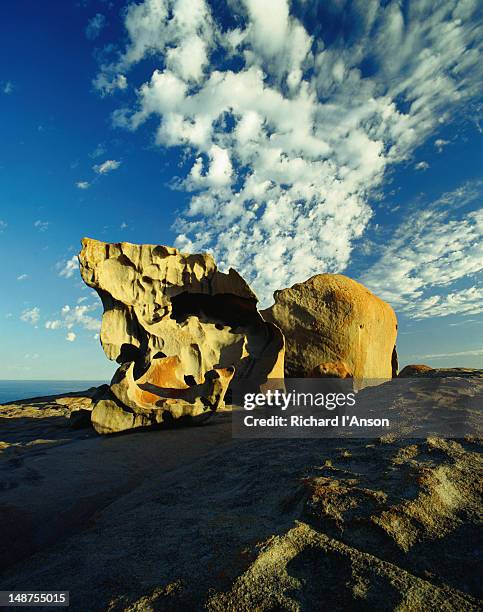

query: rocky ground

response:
[0,370,482,611]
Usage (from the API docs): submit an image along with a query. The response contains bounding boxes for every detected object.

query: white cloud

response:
[166,33,209,82]
[86,13,106,40]
[45,320,62,330]
[243,0,289,57]
[76,181,90,189]
[414,348,483,360]
[414,161,429,171]
[2,81,13,95]
[94,73,127,95]
[61,303,101,331]
[415,287,482,319]
[58,255,79,279]
[98,0,483,306]
[95,0,214,94]
[448,319,478,327]
[17,274,29,281]
[434,138,450,152]
[34,220,49,232]
[90,143,106,159]
[24,352,39,360]
[93,159,121,174]
[66,332,77,342]
[362,182,483,318]
[0,220,6,233]
[186,145,233,189]
[120,222,128,229]
[20,307,40,325]
[46,302,101,337]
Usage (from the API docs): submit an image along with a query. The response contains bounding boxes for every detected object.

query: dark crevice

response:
[170,292,259,327]
[116,253,137,270]
[118,343,142,365]
[392,346,399,378]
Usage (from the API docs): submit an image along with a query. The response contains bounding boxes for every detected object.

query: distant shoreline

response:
[0,380,108,405]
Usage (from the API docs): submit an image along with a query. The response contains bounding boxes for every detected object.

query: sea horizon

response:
[0,380,108,404]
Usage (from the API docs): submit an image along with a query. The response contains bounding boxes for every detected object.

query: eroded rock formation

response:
[308,361,353,379]
[398,364,434,377]
[79,237,284,433]
[261,274,398,388]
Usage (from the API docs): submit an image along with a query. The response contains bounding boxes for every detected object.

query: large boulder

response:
[261,274,397,388]
[398,364,434,377]
[79,238,284,433]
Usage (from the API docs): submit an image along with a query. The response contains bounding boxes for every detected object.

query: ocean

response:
[0,380,108,404]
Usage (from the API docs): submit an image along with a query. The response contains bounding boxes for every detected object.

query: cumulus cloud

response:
[57,255,79,279]
[414,161,429,171]
[86,13,106,40]
[435,138,450,152]
[45,320,62,330]
[17,274,29,281]
[412,287,482,319]
[93,159,121,174]
[66,332,77,342]
[95,0,214,94]
[185,145,233,189]
[97,0,483,305]
[20,307,40,325]
[63,304,100,330]
[76,181,90,189]
[94,73,127,95]
[46,302,101,336]
[34,220,49,232]
[362,182,483,318]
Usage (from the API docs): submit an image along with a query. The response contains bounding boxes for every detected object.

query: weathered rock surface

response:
[79,238,284,433]
[399,364,435,377]
[261,274,398,387]
[308,361,353,378]
[55,384,109,428]
[91,364,235,435]
[0,370,481,610]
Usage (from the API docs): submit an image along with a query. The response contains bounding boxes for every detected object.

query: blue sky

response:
[0,0,482,380]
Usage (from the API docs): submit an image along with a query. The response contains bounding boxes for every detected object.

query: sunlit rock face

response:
[79,237,284,433]
[308,361,353,379]
[398,364,434,377]
[261,274,398,389]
